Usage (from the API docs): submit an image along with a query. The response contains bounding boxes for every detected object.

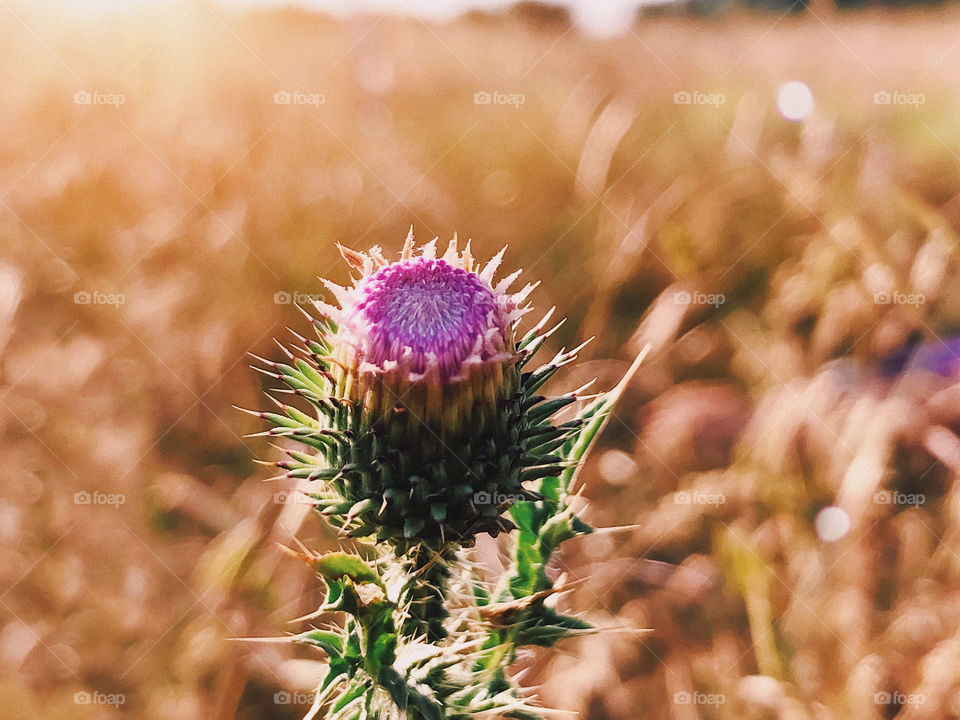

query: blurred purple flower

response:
[880,336,960,378]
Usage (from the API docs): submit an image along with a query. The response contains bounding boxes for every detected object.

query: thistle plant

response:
[244,230,645,719]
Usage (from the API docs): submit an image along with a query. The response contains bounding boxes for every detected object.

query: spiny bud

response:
[255,230,578,551]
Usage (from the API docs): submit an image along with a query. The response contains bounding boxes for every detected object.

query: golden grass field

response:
[5,2,960,718]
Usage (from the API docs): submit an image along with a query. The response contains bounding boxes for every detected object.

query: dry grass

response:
[4,3,960,718]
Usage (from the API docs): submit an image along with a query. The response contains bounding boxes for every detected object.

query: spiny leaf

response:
[309,551,386,590]
[295,629,344,656]
[559,345,650,492]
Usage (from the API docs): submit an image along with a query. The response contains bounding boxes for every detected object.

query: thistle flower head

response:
[348,256,507,379]
[318,231,532,437]
[256,230,580,549]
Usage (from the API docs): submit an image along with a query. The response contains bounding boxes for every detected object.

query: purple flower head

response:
[316,231,536,431]
[355,258,499,378]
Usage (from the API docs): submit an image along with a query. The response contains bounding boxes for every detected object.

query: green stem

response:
[397,542,457,643]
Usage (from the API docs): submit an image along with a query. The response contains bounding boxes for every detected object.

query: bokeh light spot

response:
[777,81,814,121]
[814,506,850,542]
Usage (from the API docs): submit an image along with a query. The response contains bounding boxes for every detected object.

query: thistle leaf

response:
[296,629,345,657]
[558,345,650,493]
[312,552,386,590]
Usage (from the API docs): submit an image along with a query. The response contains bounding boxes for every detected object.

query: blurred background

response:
[4,0,960,718]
